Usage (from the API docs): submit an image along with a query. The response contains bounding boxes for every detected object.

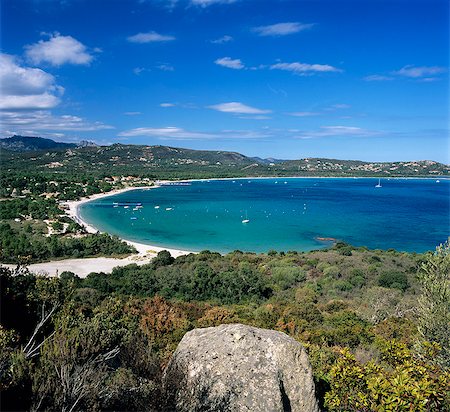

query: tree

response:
[416,240,450,368]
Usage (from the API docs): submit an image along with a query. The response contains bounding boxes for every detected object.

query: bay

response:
[79,178,450,253]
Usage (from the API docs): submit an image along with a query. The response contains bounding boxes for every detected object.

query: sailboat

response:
[242,210,250,224]
[375,179,382,188]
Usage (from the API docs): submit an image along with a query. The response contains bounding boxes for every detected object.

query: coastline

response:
[66,184,194,257]
[68,175,447,255]
[3,176,445,278]
[2,185,194,278]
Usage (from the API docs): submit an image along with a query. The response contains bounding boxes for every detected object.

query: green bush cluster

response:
[0,224,135,263]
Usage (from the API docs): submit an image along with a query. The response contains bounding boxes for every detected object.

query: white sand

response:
[1,185,193,278]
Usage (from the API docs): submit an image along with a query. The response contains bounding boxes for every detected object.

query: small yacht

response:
[375,179,382,188]
[242,211,250,224]
[123,205,129,209]
[154,205,160,209]
[166,207,173,211]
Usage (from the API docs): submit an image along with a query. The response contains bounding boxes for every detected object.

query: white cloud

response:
[25,33,94,66]
[211,35,233,44]
[124,111,142,115]
[118,127,216,139]
[127,31,175,43]
[0,94,61,111]
[0,54,63,110]
[160,103,176,107]
[156,63,175,71]
[394,65,446,78]
[191,0,238,7]
[208,102,272,114]
[133,67,147,75]
[294,126,380,139]
[214,57,244,70]
[270,61,341,75]
[364,74,394,81]
[118,126,271,140]
[365,66,446,82]
[252,22,314,37]
[0,110,113,133]
[331,104,351,109]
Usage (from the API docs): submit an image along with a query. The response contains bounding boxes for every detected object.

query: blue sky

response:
[1,0,448,162]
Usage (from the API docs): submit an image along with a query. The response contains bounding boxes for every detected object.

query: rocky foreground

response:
[163,324,319,412]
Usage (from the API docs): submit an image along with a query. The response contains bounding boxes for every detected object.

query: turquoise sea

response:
[79,178,450,253]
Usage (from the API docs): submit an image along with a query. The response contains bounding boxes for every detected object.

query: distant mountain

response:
[1,135,448,178]
[77,140,98,148]
[251,157,285,164]
[0,135,77,152]
[273,157,449,176]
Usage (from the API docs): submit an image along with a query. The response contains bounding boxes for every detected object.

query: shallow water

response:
[79,178,450,253]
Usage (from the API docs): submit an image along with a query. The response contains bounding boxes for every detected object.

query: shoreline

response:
[66,184,194,258]
[2,176,445,278]
[1,184,194,278]
[68,175,448,256]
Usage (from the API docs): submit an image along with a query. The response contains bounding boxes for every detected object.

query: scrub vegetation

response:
[1,242,448,411]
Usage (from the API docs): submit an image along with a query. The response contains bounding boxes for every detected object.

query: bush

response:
[271,266,306,290]
[323,266,340,278]
[378,271,409,291]
[416,241,450,368]
[325,340,450,411]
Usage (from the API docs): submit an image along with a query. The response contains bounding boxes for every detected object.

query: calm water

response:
[79,178,450,253]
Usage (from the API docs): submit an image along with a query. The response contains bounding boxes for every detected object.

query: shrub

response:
[325,340,450,412]
[323,266,340,278]
[271,266,306,290]
[416,241,450,368]
[378,271,409,291]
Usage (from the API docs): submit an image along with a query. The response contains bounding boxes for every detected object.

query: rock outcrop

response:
[162,323,319,412]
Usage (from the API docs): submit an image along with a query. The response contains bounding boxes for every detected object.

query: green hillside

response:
[1,137,448,181]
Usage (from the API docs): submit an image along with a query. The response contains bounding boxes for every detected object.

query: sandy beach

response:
[0,185,193,278]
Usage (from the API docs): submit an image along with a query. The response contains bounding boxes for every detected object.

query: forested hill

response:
[1,135,449,178]
[0,135,77,152]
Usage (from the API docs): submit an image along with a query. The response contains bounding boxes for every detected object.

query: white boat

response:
[166,207,173,211]
[242,211,250,224]
[123,205,129,209]
[154,205,160,209]
[436,180,440,183]
[375,179,382,188]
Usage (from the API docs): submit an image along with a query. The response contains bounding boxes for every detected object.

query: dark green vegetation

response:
[1,136,449,183]
[0,197,135,263]
[1,243,449,411]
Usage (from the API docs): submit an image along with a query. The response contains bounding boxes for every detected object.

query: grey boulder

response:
[162,323,319,412]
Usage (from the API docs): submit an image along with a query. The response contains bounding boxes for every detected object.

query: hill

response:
[1,136,449,179]
[0,135,77,152]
